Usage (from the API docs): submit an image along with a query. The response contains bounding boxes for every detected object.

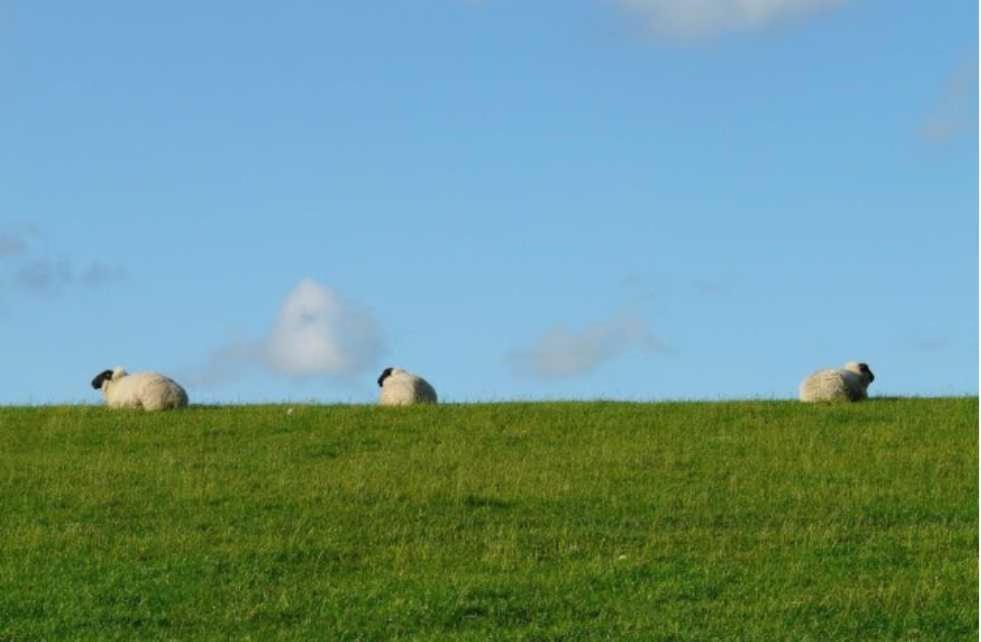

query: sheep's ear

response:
[377,368,393,387]
[90,369,113,390]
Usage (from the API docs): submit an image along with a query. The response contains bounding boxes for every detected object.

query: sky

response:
[1,0,977,404]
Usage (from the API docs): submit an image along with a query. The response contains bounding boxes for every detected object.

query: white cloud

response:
[265,278,383,378]
[615,0,846,38]
[189,278,384,386]
[508,312,667,379]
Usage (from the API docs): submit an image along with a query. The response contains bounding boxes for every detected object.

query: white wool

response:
[100,368,189,411]
[799,361,875,403]
[378,367,438,406]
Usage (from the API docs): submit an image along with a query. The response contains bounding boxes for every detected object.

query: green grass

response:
[0,399,976,641]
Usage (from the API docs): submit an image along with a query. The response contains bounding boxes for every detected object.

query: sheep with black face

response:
[799,361,875,402]
[377,367,437,406]
[90,367,188,411]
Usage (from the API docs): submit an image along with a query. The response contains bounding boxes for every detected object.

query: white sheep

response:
[377,367,438,406]
[799,361,875,402]
[90,367,189,411]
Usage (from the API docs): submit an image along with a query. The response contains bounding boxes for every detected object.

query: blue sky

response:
[2,0,977,404]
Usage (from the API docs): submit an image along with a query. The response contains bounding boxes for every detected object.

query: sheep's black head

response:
[377,367,393,387]
[91,369,114,390]
[858,362,874,382]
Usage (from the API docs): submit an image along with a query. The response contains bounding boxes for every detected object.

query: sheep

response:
[799,361,875,402]
[377,367,438,406]
[90,367,188,411]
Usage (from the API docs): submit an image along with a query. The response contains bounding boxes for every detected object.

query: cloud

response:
[622,272,733,300]
[0,226,127,295]
[77,261,130,287]
[908,336,951,353]
[614,0,846,39]
[265,279,383,378]
[189,341,263,388]
[921,59,979,144]
[691,278,730,296]
[189,278,384,387]
[0,234,28,258]
[10,257,128,294]
[509,312,667,379]
[0,225,39,259]
[13,258,74,292]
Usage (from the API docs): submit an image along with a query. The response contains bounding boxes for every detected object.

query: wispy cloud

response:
[77,261,129,287]
[907,336,951,353]
[0,225,39,259]
[691,278,730,297]
[508,312,667,379]
[622,272,734,300]
[191,341,263,389]
[10,257,128,294]
[0,225,128,295]
[0,235,28,258]
[921,59,978,144]
[615,0,846,39]
[13,258,74,292]
[188,278,384,387]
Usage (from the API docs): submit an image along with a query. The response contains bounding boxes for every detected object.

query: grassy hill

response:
[0,399,976,640]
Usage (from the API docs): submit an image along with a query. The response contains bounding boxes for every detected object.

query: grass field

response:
[0,398,976,641]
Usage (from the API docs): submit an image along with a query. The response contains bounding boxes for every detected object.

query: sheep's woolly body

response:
[378,368,437,406]
[799,362,874,403]
[99,368,188,411]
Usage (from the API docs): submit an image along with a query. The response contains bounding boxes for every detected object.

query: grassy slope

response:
[0,399,976,641]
